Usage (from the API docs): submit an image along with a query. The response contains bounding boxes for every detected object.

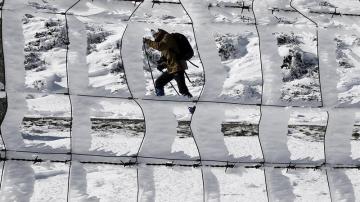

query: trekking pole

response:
[142,39,156,89]
[184,71,193,83]
[187,60,199,68]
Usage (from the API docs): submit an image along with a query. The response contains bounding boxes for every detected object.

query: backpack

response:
[171,33,194,60]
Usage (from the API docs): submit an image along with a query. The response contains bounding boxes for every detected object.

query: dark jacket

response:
[146,33,187,74]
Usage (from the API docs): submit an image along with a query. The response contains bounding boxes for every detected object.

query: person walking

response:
[144,29,193,98]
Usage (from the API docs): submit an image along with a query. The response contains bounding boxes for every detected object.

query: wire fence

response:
[1,0,360,201]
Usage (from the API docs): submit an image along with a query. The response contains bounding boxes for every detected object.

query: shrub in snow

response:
[22,14,68,91]
[214,33,262,102]
[274,32,321,102]
[281,48,318,82]
[215,33,249,61]
[334,36,360,69]
[24,52,46,71]
[86,25,113,54]
[23,16,68,52]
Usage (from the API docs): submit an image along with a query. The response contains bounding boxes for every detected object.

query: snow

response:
[131,0,191,24]
[214,30,262,103]
[138,100,200,161]
[288,108,327,126]
[181,0,262,103]
[2,9,36,93]
[0,161,69,202]
[224,106,260,124]
[0,162,3,183]
[254,0,314,26]
[1,92,27,150]
[316,25,360,107]
[207,0,255,24]
[1,93,71,152]
[287,132,325,163]
[266,168,331,202]
[138,165,203,202]
[191,102,228,162]
[254,0,321,106]
[68,0,136,19]
[204,167,268,202]
[328,169,360,202]
[223,106,263,162]
[80,18,128,94]
[3,0,78,13]
[67,11,131,97]
[70,162,137,202]
[350,139,360,162]
[259,106,291,163]
[171,106,200,159]
[71,95,144,157]
[293,0,360,21]
[22,14,68,92]
[25,94,71,117]
[261,28,320,105]
[326,108,355,165]
[287,108,327,163]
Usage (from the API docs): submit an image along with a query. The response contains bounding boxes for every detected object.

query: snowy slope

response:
[254,0,321,106]
[66,0,138,97]
[293,0,360,107]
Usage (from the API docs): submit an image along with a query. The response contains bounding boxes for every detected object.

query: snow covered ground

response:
[255,0,321,106]
[0,161,69,202]
[1,93,71,153]
[22,13,68,92]
[70,162,138,201]
[287,108,327,164]
[139,165,203,201]
[66,0,136,97]
[204,167,267,201]
[328,169,360,201]
[1,0,360,201]
[71,96,145,157]
[266,168,331,201]
[292,0,360,107]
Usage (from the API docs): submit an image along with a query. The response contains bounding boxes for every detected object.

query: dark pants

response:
[155,71,191,96]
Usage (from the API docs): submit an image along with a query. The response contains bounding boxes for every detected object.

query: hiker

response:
[143,29,193,98]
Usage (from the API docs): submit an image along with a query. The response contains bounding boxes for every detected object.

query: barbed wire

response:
[1,151,360,169]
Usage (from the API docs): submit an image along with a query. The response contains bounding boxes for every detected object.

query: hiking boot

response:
[155,88,165,96]
[182,92,192,98]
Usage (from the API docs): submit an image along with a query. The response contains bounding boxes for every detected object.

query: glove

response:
[157,63,166,72]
